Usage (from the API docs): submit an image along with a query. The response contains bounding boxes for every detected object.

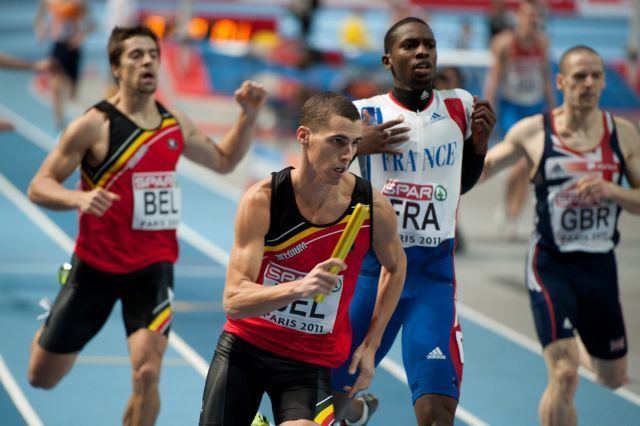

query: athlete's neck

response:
[391,86,432,112]
[556,105,601,133]
[292,166,352,222]
[111,90,160,127]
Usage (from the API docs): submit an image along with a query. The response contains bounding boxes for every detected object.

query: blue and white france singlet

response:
[334,90,473,402]
[354,89,473,250]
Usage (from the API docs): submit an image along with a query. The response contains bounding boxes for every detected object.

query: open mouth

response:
[333,165,347,175]
[413,63,432,76]
[141,71,155,81]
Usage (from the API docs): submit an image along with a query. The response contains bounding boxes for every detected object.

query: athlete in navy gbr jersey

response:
[482,45,640,426]
[332,17,496,426]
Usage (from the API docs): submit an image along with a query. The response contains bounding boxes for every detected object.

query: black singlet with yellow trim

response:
[224,166,373,368]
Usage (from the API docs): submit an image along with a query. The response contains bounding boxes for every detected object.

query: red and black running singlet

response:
[224,167,373,368]
[75,101,184,273]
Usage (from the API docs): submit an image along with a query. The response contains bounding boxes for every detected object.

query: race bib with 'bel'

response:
[261,261,342,334]
[132,172,181,230]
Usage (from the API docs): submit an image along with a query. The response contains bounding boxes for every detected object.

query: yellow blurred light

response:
[188,17,209,40]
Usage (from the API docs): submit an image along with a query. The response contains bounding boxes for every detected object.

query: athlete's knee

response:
[415,398,455,426]
[28,365,61,389]
[551,360,579,396]
[132,362,160,389]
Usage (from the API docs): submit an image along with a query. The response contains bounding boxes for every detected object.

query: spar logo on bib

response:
[382,179,433,200]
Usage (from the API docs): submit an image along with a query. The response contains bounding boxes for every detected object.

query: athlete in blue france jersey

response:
[332,17,496,425]
[482,45,640,426]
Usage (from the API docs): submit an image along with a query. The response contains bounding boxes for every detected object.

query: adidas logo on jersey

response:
[430,112,445,122]
[427,346,447,360]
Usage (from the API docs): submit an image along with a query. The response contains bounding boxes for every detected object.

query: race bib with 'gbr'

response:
[132,172,181,230]
[261,261,342,335]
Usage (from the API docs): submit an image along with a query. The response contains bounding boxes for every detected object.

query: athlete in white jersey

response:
[331,17,496,426]
[482,46,640,426]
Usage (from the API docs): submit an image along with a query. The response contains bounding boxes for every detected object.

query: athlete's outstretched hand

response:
[358,111,410,156]
[234,80,268,115]
[295,258,345,299]
[470,96,496,154]
[343,340,377,398]
[576,175,615,203]
[78,188,120,217]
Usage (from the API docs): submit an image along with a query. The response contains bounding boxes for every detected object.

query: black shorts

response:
[38,255,174,353]
[51,40,81,83]
[525,240,627,359]
[199,331,334,426]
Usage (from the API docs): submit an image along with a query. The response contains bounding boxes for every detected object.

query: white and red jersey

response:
[502,35,546,106]
[354,89,473,249]
[75,101,184,273]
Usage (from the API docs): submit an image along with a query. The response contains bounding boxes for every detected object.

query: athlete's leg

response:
[121,262,174,426]
[591,356,627,389]
[573,251,627,389]
[28,257,117,388]
[504,157,529,221]
[539,338,580,426]
[414,394,457,426]
[28,326,78,389]
[50,71,69,129]
[123,329,168,426]
[331,258,402,423]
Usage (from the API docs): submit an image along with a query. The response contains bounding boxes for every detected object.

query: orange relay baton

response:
[314,203,370,303]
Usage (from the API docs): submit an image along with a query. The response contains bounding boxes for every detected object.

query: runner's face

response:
[300,115,361,185]
[517,3,541,35]
[558,52,605,111]
[113,36,160,94]
[383,22,437,92]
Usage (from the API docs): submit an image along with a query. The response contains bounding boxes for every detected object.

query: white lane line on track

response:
[0,354,43,426]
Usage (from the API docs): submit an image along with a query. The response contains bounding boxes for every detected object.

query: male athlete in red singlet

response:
[484,0,556,238]
[199,93,406,426]
[482,45,640,426]
[26,25,267,426]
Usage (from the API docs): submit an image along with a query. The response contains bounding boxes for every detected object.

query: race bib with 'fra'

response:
[132,172,181,230]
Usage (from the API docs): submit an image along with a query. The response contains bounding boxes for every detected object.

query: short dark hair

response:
[300,92,360,132]
[559,45,602,73]
[108,26,160,67]
[384,17,429,53]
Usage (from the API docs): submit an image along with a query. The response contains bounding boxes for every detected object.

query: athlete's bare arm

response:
[540,36,556,108]
[576,116,640,213]
[28,110,120,216]
[483,31,508,106]
[177,80,267,174]
[343,190,406,397]
[482,114,545,181]
[223,179,345,320]
[0,53,51,72]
